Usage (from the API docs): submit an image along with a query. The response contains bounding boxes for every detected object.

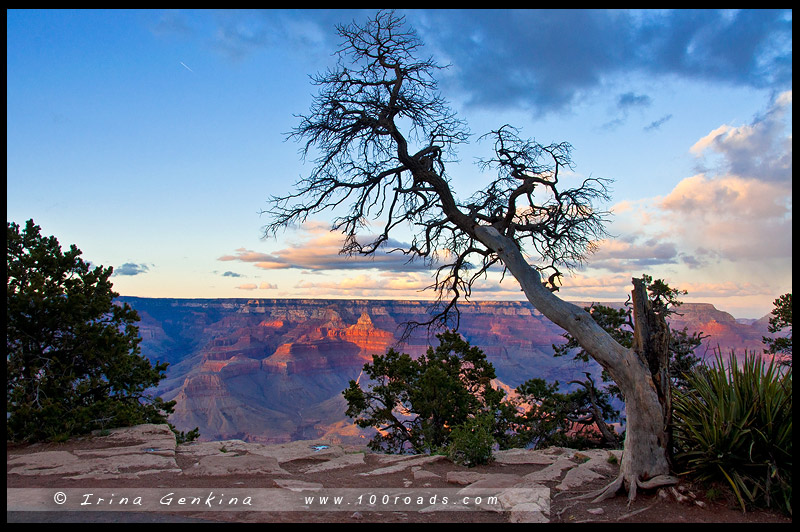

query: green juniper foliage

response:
[505,376,622,450]
[446,412,496,467]
[343,330,507,455]
[762,293,792,366]
[7,220,188,442]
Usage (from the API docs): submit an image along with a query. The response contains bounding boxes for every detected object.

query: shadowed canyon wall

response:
[119,298,773,444]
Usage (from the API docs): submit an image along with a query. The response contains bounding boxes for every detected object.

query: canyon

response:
[119,297,774,445]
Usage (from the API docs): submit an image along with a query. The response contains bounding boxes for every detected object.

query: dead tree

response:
[264,10,676,503]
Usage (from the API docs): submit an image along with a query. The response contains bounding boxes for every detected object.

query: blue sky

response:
[7,9,792,318]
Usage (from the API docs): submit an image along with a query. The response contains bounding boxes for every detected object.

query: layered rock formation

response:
[119,297,774,444]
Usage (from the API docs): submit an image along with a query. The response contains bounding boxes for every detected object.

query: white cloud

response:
[689,90,792,183]
[657,90,792,263]
[689,125,733,155]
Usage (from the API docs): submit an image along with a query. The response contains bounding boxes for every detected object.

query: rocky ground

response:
[7,424,791,524]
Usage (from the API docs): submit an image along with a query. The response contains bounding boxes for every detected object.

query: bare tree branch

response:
[262,11,610,335]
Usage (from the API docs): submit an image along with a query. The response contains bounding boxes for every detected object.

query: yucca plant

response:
[672,350,792,515]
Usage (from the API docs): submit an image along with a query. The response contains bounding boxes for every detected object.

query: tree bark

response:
[473,225,676,503]
[630,277,674,471]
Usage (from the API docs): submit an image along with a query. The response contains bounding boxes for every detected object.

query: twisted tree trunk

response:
[474,225,676,503]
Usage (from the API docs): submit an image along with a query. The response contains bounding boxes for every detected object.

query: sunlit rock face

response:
[121,297,772,444]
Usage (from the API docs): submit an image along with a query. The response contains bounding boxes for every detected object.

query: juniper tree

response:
[343,330,506,454]
[763,293,792,366]
[7,219,177,442]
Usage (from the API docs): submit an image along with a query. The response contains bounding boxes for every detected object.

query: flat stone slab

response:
[373,453,417,463]
[358,454,448,476]
[412,468,440,481]
[101,423,177,450]
[8,425,352,481]
[64,466,184,480]
[576,449,621,475]
[8,454,179,480]
[178,439,344,463]
[68,453,180,477]
[300,452,366,474]
[446,471,492,485]
[457,474,523,495]
[556,463,605,490]
[7,451,81,473]
[176,440,255,458]
[493,448,557,465]
[272,478,324,491]
[253,439,345,463]
[73,444,174,458]
[521,457,576,483]
[497,486,550,521]
[183,453,291,477]
[554,449,621,490]
[509,503,550,523]
[7,424,180,480]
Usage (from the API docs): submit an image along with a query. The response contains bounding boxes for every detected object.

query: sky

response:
[6,9,792,319]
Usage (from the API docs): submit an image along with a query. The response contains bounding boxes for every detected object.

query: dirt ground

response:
[7,439,792,524]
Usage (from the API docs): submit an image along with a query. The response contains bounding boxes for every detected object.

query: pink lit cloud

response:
[220,222,439,273]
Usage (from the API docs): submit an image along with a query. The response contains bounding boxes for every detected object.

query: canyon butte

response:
[120,297,773,445]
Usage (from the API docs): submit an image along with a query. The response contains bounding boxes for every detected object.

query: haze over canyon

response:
[120,297,775,445]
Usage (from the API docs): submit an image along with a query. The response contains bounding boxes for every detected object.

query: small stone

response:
[413,468,440,481]
[573,452,590,463]
[351,511,363,520]
[587,507,605,515]
[670,486,690,503]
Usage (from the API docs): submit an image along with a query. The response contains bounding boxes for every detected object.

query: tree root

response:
[616,503,657,521]
[576,473,678,506]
